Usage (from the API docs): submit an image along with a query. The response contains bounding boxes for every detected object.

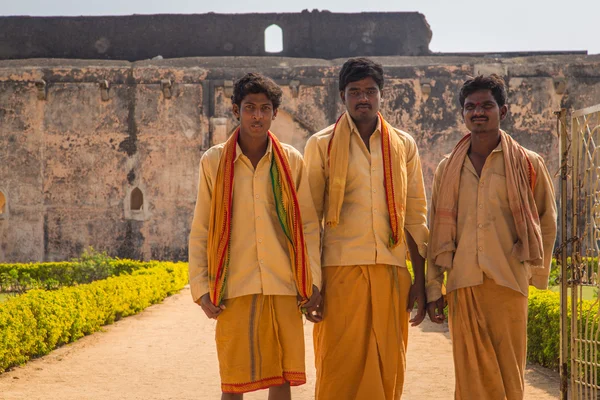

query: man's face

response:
[341,77,381,124]
[232,92,277,138]
[462,89,507,134]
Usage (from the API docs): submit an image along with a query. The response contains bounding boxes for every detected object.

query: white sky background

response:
[1,0,598,55]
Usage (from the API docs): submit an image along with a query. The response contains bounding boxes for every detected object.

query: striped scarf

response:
[207,128,313,306]
[327,112,407,248]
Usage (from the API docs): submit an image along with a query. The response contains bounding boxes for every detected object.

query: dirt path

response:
[0,287,560,399]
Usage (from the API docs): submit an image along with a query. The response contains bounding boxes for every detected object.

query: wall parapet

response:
[0,11,432,61]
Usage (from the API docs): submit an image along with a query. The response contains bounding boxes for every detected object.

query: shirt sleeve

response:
[188,152,213,303]
[529,155,558,290]
[304,135,327,224]
[293,152,322,290]
[403,136,429,259]
[426,159,446,302]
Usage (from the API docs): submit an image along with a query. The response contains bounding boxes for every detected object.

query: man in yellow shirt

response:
[304,58,429,400]
[427,74,558,400]
[188,73,322,400]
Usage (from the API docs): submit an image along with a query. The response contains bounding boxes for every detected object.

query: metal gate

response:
[558,104,600,399]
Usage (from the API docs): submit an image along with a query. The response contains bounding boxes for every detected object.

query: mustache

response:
[355,103,371,109]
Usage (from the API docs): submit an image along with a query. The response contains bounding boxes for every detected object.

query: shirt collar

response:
[491,141,503,153]
[462,140,503,174]
[347,114,382,138]
[233,134,273,162]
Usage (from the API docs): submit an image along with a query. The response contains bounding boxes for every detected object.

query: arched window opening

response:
[130,188,143,211]
[264,24,283,53]
[0,192,5,215]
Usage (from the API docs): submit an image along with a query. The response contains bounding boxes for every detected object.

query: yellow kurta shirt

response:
[304,117,429,268]
[426,142,558,301]
[188,138,322,303]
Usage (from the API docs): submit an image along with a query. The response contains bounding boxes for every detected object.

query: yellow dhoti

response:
[314,265,412,400]
[216,294,306,394]
[448,276,528,400]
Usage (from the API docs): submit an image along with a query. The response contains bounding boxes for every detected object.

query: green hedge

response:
[0,257,587,373]
[527,288,561,368]
[527,286,600,371]
[0,259,162,293]
[0,261,188,372]
[533,256,600,370]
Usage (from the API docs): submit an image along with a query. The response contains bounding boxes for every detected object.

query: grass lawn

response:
[549,285,597,301]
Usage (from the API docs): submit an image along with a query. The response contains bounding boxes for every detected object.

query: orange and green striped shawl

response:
[207,128,313,306]
[326,111,407,248]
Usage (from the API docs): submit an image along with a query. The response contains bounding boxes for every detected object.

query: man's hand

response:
[407,280,426,327]
[404,230,426,327]
[427,296,446,324]
[197,293,226,319]
[301,284,323,323]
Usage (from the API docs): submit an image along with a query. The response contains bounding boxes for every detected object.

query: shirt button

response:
[478,224,483,228]
[256,216,261,220]
[255,194,259,199]
[479,204,483,209]
[260,259,264,264]
[478,246,483,251]
[372,167,376,171]
[258,239,262,243]
[372,189,376,193]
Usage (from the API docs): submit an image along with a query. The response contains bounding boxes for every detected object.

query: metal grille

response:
[561,104,600,399]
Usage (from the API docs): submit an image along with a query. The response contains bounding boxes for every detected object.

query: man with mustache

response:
[189,73,322,399]
[426,74,557,399]
[304,58,429,399]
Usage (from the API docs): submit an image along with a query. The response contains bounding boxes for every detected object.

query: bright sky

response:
[1,0,598,55]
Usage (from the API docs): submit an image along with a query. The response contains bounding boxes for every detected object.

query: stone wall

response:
[0,12,431,60]
[1,54,599,262]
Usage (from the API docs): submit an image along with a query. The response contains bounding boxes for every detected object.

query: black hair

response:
[459,74,507,108]
[338,58,384,92]
[231,72,283,110]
